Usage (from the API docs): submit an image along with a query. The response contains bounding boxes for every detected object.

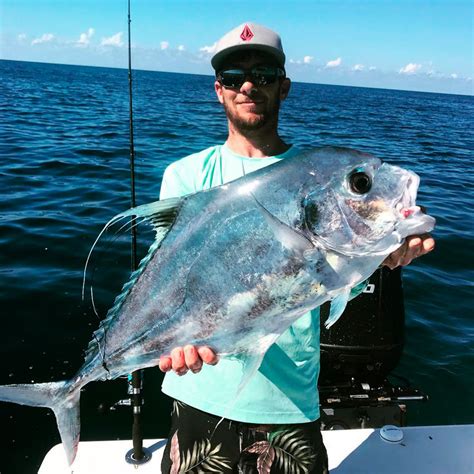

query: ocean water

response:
[0,59,473,472]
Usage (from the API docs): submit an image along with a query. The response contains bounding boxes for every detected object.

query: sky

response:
[1,0,473,95]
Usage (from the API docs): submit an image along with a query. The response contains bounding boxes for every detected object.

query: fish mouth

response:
[394,170,420,218]
[393,171,436,237]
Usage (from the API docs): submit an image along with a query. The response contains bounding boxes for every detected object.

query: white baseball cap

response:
[211,22,286,71]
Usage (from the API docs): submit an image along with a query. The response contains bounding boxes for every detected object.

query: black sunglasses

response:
[217,66,285,89]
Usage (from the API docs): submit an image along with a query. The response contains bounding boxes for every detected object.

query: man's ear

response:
[280,78,291,101]
[215,80,225,104]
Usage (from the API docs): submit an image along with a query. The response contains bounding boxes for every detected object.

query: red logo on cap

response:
[240,24,254,42]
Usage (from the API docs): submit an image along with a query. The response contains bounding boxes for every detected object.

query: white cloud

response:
[160,41,169,50]
[101,32,123,47]
[199,42,217,54]
[76,28,95,47]
[303,55,314,64]
[450,73,458,79]
[352,64,364,71]
[369,66,377,71]
[31,33,55,45]
[17,33,27,43]
[178,45,185,51]
[399,63,422,75]
[427,68,437,77]
[325,57,342,68]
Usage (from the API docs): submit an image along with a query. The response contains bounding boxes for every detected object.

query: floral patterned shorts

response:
[161,400,329,474]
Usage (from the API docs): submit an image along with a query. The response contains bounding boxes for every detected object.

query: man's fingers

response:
[383,234,435,270]
[158,356,172,372]
[383,245,404,269]
[422,235,435,253]
[158,346,219,375]
[197,346,219,365]
[184,345,203,373]
[407,236,422,249]
[397,239,415,266]
[406,234,434,260]
[171,347,187,375]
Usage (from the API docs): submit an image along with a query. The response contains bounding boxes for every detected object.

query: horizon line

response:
[1,57,472,98]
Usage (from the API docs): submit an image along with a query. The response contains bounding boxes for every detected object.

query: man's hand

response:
[158,345,218,376]
[383,234,435,270]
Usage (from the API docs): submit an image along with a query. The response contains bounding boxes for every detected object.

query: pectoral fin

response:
[324,287,351,328]
[253,196,314,253]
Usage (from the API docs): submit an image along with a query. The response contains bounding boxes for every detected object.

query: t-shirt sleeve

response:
[159,162,194,200]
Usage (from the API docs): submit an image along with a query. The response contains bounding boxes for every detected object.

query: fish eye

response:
[349,171,372,194]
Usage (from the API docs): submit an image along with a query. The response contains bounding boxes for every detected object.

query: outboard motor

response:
[318,268,427,430]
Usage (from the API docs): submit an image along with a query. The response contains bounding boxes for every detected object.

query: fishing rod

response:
[124,0,152,465]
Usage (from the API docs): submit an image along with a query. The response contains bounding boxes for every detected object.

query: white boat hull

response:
[39,424,474,473]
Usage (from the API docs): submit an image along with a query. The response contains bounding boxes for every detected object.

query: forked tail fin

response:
[0,380,81,465]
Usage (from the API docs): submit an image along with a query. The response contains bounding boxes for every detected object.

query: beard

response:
[223,95,281,133]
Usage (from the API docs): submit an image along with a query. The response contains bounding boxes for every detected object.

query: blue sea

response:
[1,59,473,473]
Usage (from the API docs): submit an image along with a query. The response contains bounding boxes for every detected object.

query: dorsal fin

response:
[83,197,183,297]
[112,196,183,236]
[83,196,184,368]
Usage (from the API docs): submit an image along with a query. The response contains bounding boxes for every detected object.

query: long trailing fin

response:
[82,196,183,300]
[82,197,183,368]
[0,380,81,465]
[82,214,128,300]
[86,215,151,317]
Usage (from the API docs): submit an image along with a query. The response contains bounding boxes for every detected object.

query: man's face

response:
[214,52,291,133]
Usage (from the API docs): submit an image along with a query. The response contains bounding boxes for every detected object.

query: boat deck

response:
[39,424,474,473]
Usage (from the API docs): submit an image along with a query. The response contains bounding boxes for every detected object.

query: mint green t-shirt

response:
[159,143,321,424]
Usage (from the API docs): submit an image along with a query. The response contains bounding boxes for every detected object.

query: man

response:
[158,22,434,473]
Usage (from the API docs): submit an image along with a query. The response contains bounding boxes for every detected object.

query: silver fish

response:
[0,146,435,464]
